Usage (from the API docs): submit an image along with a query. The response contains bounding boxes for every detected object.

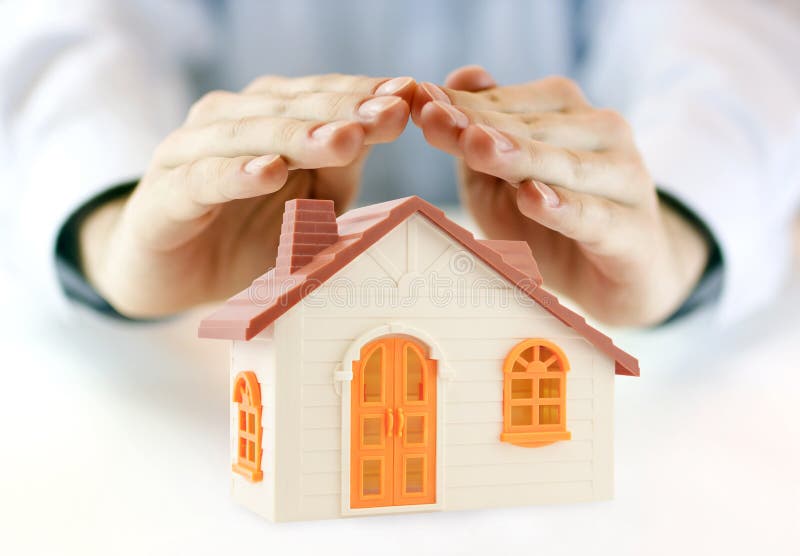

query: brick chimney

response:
[275,199,339,277]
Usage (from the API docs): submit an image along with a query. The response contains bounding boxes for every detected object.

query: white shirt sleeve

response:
[0,0,214,315]
[582,0,800,323]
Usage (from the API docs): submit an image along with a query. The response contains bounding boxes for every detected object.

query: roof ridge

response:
[198,196,639,376]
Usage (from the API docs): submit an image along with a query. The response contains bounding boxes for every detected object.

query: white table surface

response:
[2,216,799,556]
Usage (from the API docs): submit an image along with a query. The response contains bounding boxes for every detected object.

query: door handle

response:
[386,408,394,437]
[397,408,405,438]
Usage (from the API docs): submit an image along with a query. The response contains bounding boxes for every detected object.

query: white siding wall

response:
[229,331,277,521]
[261,214,615,521]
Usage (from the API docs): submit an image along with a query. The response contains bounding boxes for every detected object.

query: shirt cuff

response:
[55,181,149,321]
[632,109,791,324]
[657,189,723,324]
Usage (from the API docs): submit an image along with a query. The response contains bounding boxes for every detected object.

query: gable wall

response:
[267,214,615,521]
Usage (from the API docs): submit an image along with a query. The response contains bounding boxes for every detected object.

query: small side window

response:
[232,371,263,481]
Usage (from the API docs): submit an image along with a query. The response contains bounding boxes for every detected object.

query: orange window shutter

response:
[232,371,263,482]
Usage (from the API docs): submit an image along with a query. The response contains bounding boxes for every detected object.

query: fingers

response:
[164,154,289,221]
[413,76,588,121]
[129,154,290,248]
[186,90,410,144]
[513,109,632,151]
[419,105,642,203]
[244,73,417,105]
[444,64,497,92]
[412,81,454,124]
[174,74,416,166]
[458,123,644,204]
[417,64,496,154]
[155,117,365,170]
[418,100,471,156]
[420,101,630,152]
[480,76,588,112]
[516,179,634,254]
[415,71,642,204]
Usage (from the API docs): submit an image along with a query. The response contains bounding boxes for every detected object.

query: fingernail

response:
[475,123,515,152]
[374,76,414,96]
[244,154,280,174]
[420,82,451,104]
[434,101,469,128]
[311,120,353,141]
[357,96,403,120]
[533,180,560,207]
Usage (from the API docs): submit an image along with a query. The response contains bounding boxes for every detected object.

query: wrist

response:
[657,193,715,319]
[78,194,129,303]
[54,182,143,318]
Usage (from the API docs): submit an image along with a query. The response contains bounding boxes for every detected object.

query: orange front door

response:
[350,337,436,509]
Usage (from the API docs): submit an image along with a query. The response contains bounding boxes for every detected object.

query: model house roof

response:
[198,196,639,376]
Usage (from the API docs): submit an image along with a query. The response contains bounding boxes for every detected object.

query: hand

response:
[80,74,415,317]
[413,66,709,326]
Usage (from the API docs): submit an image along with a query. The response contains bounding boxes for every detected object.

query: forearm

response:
[657,191,718,322]
[583,0,800,322]
[0,0,204,313]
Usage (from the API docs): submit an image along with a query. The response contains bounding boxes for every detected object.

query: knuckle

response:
[594,199,614,230]
[187,90,231,121]
[621,155,646,182]
[270,98,289,116]
[596,108,624,126]
[564,148,586,185]
[310,73,337,90]
[547,76,579,95]
[326,93,351,116]
[181,158,232,202]
[169,163,202,212]
[522,140,540,169]
[521,113,544,126]
[188,157,223,186]
[202,89,230,108]
[245,75,276,92]
[333,73,362,89]
[543,76,586,108]
[225,117,251,140]
[181,157,204,182]
[153,129,182,162]
[561,196,583,237]
[277,120,302,145]
[522,113,547,138]
[472,111,495,127]
[483,91,502,107]
[595,108,631,136]
[569,196,612,243]
[304,75,322,90]
[210,158,231,184]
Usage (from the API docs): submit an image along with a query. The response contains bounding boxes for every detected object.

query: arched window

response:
[232,371,263,481]
[501,339,571,447]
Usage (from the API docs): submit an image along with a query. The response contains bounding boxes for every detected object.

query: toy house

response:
[199,196,638,522]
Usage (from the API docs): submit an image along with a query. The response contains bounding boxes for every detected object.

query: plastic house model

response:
[199,196,638,522]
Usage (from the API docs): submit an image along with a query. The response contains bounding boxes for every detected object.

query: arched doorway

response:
[349,336,437,509]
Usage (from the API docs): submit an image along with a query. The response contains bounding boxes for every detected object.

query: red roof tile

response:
[479,240,541,281]
[198,196,639,376]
